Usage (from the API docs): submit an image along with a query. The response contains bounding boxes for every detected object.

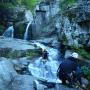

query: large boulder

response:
[0,57,17,90]
[11,75,35,90]
[0,37,41,59]
[12,57,31,74]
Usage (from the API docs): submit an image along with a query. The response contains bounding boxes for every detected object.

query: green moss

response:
[26,51,38,59]
[70,45,90,59]
[18,24,25,37]
[6,50,26,59]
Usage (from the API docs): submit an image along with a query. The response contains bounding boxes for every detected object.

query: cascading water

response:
[24,21,32,40]
[3,26,14,38]
[28,42,61,83]
[24,10,33,40]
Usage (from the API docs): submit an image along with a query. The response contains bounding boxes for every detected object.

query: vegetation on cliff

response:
[60,0,76,10]
[0,0,40,11]
[70,45,90,60]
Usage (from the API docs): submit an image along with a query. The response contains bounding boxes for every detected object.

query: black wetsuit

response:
[57,57,82,86]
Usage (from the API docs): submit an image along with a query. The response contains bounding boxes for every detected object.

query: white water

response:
[24,10,33,40]
[3,26,14,38]
[28,42,61,83]
[24,21,32,40]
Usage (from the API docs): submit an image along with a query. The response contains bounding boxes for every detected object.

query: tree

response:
[21,0,39,10]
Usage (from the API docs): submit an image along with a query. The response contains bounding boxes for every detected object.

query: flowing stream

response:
[28,42,62,83]
[3,26,14,38]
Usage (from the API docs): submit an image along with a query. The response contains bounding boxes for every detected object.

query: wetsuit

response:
[57,57,82,86]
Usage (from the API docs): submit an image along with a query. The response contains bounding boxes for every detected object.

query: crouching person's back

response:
[57,52,83,88]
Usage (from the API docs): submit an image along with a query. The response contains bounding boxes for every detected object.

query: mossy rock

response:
[7,50,26,59]
[26,50,39,59]
[0,47,41,59]
[7,50,40,59]
[14,23,26,39]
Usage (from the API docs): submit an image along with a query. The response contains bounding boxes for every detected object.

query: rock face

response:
[68,0,90,22]
[0,5,25,27]
[31,0,90,48]
[11,75,34,90]
[61,0,90,47]
[0,5,33,39]
[0,58,17,90]
[0,57,35,90]
[31,0,60,39]
[0,37,41,58]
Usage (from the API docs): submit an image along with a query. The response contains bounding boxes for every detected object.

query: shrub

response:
[81,66,90,80]
[0,3,14,9]
[21,0,39,11]
[70,45,90,59]
[60,0,76,10]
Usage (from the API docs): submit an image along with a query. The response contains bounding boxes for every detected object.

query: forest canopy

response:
[0,0,41,10]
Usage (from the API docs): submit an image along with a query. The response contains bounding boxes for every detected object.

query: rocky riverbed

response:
[0,36,84,90]
[0,0,90,90]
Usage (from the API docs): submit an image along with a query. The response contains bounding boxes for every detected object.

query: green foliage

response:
[60,0,76,10]
[0,0,40,11]
[17,0,22,5]
[81,66,90,80]
[71,45,90,59]
[0,3,14,9]
[21,0,39,11]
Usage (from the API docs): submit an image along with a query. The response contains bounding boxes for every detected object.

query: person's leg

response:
[62,79,66,85]
[67,74,73,87]
[77,74,82,85]
[59,72,67,85]
[61,74,67,85]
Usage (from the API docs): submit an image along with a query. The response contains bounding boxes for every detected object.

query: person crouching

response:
[57,52,83,87]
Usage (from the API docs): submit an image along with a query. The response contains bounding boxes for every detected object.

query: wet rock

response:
[0,57,17,90]
[12,57,31,74]
[11,75,35,90]
[55,84,80,90]
[35,37,59,48]
[0,37,41,58]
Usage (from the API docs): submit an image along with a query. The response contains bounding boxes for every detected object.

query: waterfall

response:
[3,26,14,38]
[24,21,32,40]
[28,42,62,83]
[24,10,33,40]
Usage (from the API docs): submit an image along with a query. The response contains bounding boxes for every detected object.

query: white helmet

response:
[71,52,78,58]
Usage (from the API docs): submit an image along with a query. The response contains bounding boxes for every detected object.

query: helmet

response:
[71,52,78,58]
